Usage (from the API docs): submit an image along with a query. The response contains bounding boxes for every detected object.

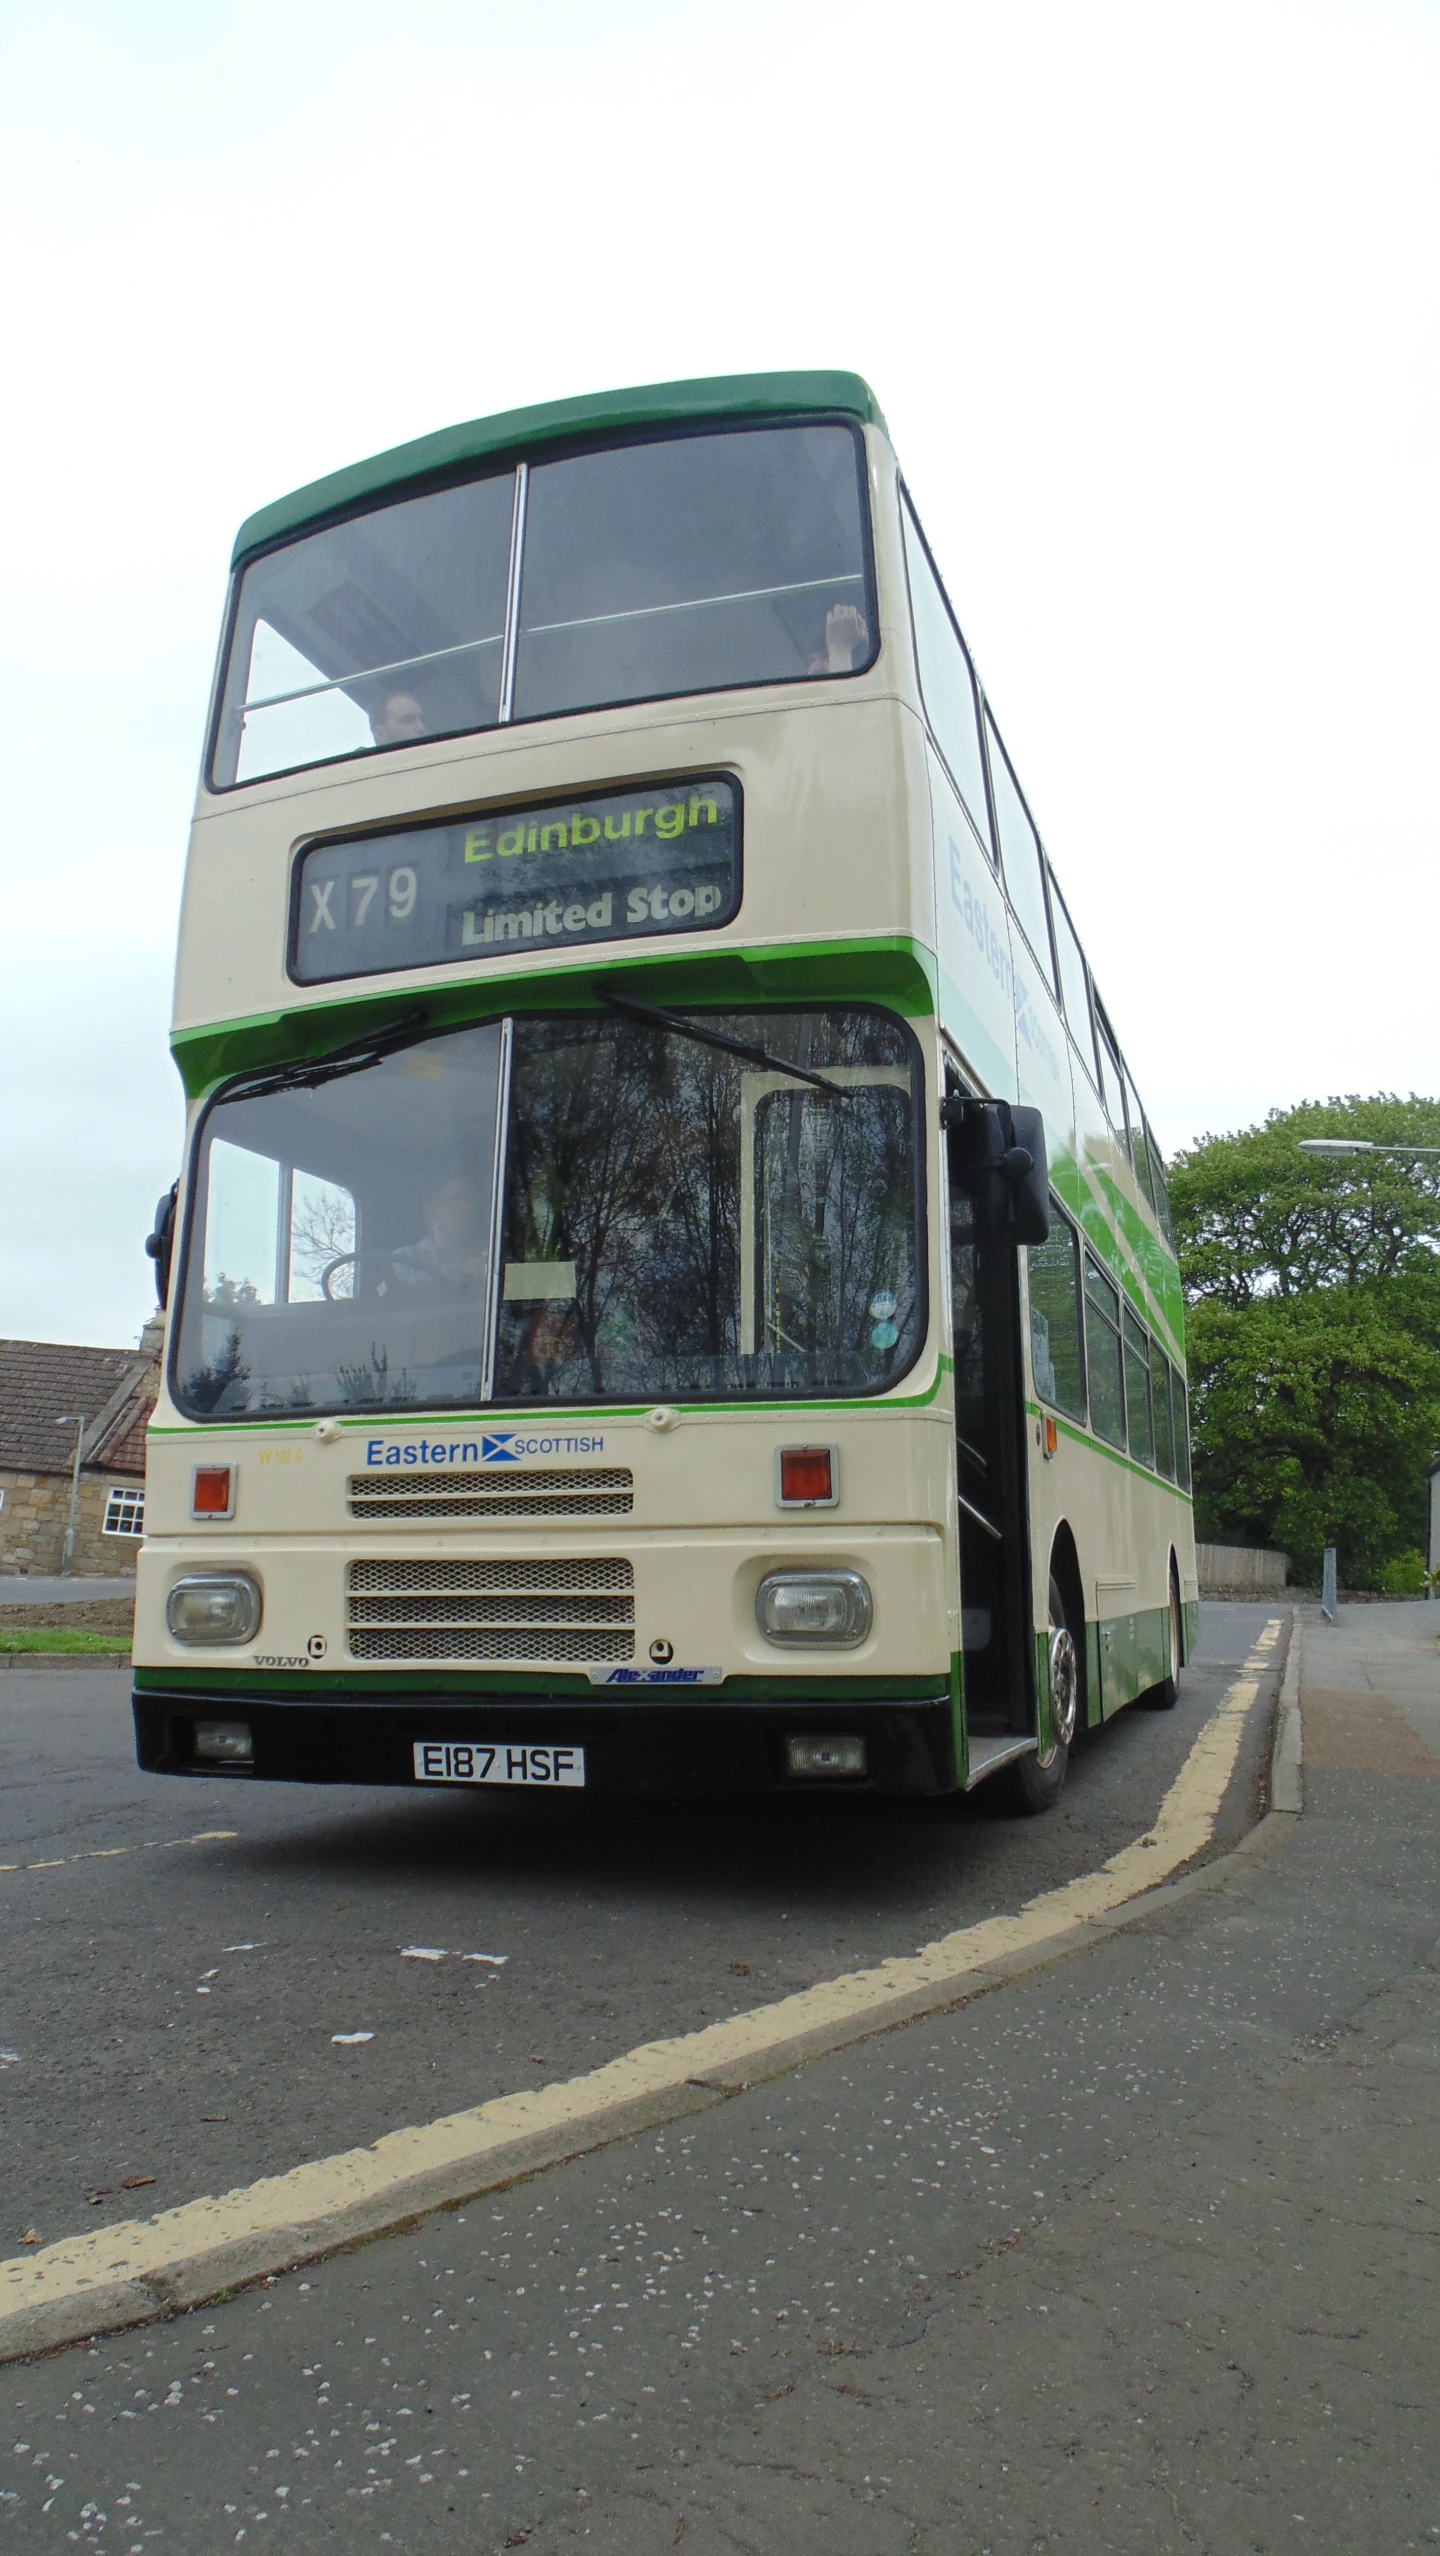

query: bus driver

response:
[392,1175,488,1287]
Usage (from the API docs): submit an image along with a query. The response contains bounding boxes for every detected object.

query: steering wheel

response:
[320,1250,484,1302]
[319,1250,407,1302]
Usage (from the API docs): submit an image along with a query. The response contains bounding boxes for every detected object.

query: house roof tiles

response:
[0,1339,157,1478]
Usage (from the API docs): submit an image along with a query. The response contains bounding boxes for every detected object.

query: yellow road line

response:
[0,1624,1284,2361]
[0,1831,238,1876]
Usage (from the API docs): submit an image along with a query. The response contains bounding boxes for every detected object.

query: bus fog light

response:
[756,1569,871,1645]
[193,1719,254,1765]
[786,1734,867,1779]
[166,1574,262,1644]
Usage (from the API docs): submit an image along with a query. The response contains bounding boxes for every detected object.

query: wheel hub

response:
[1047,1624,1079,1754]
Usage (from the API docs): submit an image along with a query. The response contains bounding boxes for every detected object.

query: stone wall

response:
[0,1470,143,1578]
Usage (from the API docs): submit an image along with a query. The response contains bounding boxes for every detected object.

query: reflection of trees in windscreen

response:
[182,1326,250,1416]
[496,1011,916,1400]
[759,1088,915,1378]
[288,1177,357,1299]
[497,1024,741,1396]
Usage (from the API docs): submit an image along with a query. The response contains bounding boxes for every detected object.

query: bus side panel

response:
[1008,926,1073,1181]
[928,754,1018,1105]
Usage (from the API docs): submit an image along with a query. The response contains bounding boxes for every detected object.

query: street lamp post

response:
[56,1414,87,1580]
[1298,1139,1440,1159]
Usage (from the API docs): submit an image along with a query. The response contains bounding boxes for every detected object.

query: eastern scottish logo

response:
[363,1432,605,1467]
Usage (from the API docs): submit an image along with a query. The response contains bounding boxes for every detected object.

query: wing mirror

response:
[943,1097,1050,1247]
[145,1183,178,1308]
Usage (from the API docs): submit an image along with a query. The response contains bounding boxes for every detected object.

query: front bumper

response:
[132,1687,960,1796]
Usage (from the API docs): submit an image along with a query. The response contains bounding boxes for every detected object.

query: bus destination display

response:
[290,775,740,985]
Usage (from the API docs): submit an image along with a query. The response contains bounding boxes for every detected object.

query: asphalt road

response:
[1,1607,1279,2261]
[10,1603,1437,2555]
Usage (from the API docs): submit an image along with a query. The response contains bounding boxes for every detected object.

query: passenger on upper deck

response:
[808,601,870,675]
[369,689,429,746]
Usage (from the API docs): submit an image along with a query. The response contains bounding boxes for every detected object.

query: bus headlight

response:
[166,1574,262,1645]
[756,1569,872,1646]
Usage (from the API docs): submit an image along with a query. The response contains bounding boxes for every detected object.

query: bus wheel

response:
[999,1575,1076,1815]
[1142,1564,1184,1710]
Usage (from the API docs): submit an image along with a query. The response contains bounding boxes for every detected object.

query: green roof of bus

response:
[231,370,888,567]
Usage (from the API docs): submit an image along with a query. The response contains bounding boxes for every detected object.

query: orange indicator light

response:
[192,1465,234,1517]
[779,1447,834,1505]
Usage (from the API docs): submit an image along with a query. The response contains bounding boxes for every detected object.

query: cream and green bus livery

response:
[135,370,1196,1812]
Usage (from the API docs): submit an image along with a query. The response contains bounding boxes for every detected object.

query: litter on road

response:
[331,2032,374,2046]
[398,1945,509,1963]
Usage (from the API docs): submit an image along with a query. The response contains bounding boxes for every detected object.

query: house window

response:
[102,1486,145,1537]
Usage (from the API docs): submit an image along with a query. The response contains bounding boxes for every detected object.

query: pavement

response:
[0,1580,134,1608]
[2,1601,1438,2551]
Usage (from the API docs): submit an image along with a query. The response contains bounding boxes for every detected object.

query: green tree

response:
[1170,1094,1440,1308]
[1186,1285,1440,1584]
[1169,1095,1440,1584]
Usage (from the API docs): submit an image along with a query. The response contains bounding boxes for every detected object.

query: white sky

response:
[1,0,1435,1347]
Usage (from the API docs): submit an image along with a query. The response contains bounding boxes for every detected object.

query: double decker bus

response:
[136,369,1196,1814]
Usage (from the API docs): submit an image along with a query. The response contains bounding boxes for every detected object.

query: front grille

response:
[350,1557,631,1594]
[346,1556,634,1664]
[348,1467,634,1522]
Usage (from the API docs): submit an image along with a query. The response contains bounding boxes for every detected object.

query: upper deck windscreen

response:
[212,422,874,788]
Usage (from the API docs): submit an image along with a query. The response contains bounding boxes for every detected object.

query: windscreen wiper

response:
[594,987,847,1095]
[219,1006,430,1106]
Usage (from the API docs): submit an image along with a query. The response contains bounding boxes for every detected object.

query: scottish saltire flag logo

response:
[481,1432,520,1462]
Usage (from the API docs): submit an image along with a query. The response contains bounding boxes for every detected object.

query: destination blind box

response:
[290,774,741,985]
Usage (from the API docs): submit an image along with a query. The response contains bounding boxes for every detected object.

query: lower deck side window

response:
[1027,1216,1086,1420]
[1083,1256,1127,1448]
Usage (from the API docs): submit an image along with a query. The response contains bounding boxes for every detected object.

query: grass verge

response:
[0,1629,132,1654]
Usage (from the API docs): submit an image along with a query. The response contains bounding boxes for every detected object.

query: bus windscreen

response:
[211,424,874,787]
[171,1008,922,1418]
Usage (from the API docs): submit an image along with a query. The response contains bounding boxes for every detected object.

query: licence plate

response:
[412,1740,585,1788]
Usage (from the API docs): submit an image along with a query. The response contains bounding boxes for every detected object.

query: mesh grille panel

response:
[350,1557,632,1596]
[345,1555,633,1664]
[349,1625,634,1663]
[350,1596,632,1627]
[349,1467,633,1521]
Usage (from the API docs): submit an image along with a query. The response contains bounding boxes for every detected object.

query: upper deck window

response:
[984,712,1055,994]
[211,423,874,789]
[898,496,991,856]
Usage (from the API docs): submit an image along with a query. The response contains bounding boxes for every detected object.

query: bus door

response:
[944,1091,1050,1743]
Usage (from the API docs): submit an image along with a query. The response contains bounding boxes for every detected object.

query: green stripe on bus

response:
[1023,1399,1195,1498]
[169,937,940,1099]
[144,1355,956,1439]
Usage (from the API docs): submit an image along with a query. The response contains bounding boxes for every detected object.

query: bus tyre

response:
[1142,1566,1184,1710]
[999,1576,1077,1815]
